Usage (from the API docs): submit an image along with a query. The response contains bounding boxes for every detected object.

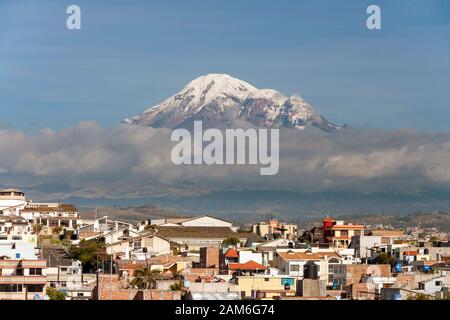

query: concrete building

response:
[106,232,171,260]
[0,259,47,300]
[0,240,38,260]
[0,189,27,215]
[156,226,250,251]
[349,235,385,261]
[234,275,301,299]
[329,221,365,248]
[275,250,342,283]
[20,203,81,230]
[251,219,297,240]
[46,260,96,300]
[0,217,37,246]
[181,216,233,229]
[199,247,220,268]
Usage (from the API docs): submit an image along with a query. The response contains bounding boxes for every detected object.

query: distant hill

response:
[333,211,450,232]
[79,204,192,223]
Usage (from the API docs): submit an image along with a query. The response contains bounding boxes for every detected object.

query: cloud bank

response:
[1,122,450,201]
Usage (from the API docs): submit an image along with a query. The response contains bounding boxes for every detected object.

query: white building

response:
[238,250,263,265]
[0,217,37,245]
[0,240,38,260]
[0,189,27,215]
[153,216,234,229]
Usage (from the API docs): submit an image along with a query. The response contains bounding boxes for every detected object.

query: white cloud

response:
[1,122,450,200]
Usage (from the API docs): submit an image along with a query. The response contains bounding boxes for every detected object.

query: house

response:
[403,250,419,264]
[0,240,38,260]
[185,282,237,300]
[78,216,135,236]
[220,247,239,270]
[418,275,448,295]
[228,260,267,276]
[300,225,324,244]
[234,275,301,299]
[19,203,81,231]
[331,264,391,296]
[349,235,386,261]
[0,258,47,300]
[381,272,450,300]
[276,250,342,283]
[156,226,250,251]
[0,188,27,215]
[106,232,171,259]
[328,220,365,248]
[251,219,298,240]
[46,260,96,300]
[219,248,265,275]
[93,274,182,300]
[0,217,37,245]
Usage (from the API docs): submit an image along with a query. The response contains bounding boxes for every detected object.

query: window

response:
[24,284,44,293]
[77,293,84,297]
[435,281,443,286]
[12,236,22,240]
[29,268,42,275]
[290,265,300,272]
[329,258,340,264]
[16,268,23,276]
[0,284,22,292]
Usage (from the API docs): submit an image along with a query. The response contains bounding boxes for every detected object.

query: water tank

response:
[303,261,319,279]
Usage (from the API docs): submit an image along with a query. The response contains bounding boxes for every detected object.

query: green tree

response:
[375,252,395,265]
[46,287,67,300]
[170,282,182,291]
[222,237,240,246]
[52,226,63,234]
[69,240,106,272]
[32,224,42,234]
[131,268,160,289]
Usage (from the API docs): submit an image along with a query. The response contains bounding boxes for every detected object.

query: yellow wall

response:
[235,276,299,297]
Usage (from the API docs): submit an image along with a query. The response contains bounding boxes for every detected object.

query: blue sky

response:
[1,0,449,132]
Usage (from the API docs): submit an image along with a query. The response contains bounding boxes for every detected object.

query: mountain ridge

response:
[123,74,340,132]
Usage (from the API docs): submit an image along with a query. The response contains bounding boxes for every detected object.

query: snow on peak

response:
[179,74,258,110]
[123,74,340,132]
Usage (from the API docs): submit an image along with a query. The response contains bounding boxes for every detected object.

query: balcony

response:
[0,275,46,284]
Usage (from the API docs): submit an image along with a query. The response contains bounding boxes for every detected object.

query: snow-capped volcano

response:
[123,74,340,132]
